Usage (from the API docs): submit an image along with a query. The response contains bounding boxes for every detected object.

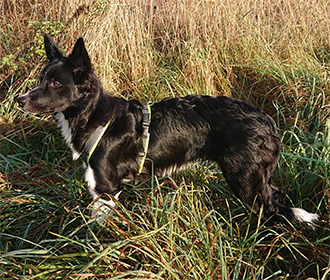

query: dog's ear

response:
[66,37,92,81]
[44,34,64,62]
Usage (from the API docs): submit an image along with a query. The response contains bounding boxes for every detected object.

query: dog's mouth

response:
[44,108,55,114]
[18,94,61,114]
[32,108,56,115]
[19,103,55,115]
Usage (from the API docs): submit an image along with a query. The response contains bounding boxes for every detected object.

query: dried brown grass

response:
[2,0,330,101]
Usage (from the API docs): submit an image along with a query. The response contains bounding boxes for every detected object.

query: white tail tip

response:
[292,207,319,225]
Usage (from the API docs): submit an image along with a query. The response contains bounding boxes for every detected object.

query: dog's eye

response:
[51,80,62,89]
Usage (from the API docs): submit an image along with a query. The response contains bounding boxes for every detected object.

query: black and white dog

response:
[18,34,318,228]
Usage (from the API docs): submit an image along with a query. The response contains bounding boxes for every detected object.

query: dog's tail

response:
[267,186,319,228]
[289,207,319,227]
[274,203,319,228]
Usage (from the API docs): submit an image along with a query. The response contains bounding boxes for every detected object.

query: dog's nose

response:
[18,95,27,107]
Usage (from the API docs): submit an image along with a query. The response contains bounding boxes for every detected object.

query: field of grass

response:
[1,0,330,279]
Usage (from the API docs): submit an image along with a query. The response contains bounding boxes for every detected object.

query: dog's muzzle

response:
[17,94,28,108]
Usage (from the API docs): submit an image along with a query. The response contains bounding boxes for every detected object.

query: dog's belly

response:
[156,162,195,177]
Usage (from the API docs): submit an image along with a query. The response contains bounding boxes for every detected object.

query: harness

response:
[81,114,115,165]
[137,103,152,175]
[81,103,152,176]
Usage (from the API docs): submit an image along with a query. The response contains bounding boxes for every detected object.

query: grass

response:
[1,0,330,279]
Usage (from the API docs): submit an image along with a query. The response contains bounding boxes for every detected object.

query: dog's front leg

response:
[84,165,122,220]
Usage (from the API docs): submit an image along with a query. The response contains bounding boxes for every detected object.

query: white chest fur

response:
[54,112,80,160]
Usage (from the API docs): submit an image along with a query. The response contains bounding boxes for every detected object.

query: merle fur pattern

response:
[18,34,319,228]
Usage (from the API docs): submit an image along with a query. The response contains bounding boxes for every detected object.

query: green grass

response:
[1,93,329,279]
[1,0,330,279]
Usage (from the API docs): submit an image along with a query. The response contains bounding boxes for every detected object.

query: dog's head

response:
[18,34,93,114]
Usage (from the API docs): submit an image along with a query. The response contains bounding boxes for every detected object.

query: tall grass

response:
[1,0,330,279]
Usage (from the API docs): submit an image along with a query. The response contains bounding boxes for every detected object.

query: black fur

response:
[18,34,319,227]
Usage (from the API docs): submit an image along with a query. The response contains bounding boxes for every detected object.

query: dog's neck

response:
[54,85,118,160]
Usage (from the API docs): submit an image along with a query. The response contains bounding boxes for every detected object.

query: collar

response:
[137,102,152,175]
[82,114,115,165]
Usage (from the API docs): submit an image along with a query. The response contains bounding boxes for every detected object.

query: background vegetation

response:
[0,0,329,279]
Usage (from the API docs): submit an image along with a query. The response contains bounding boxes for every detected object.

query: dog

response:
[18,34,319,228]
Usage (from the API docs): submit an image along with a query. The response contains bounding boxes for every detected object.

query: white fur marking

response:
[292,207,319,224]
[54,112,80,160]
[85,165,97,198]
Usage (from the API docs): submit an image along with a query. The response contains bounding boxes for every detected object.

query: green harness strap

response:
[82,114,115,165]
[82,103,152,175]
[137,103,152,175]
